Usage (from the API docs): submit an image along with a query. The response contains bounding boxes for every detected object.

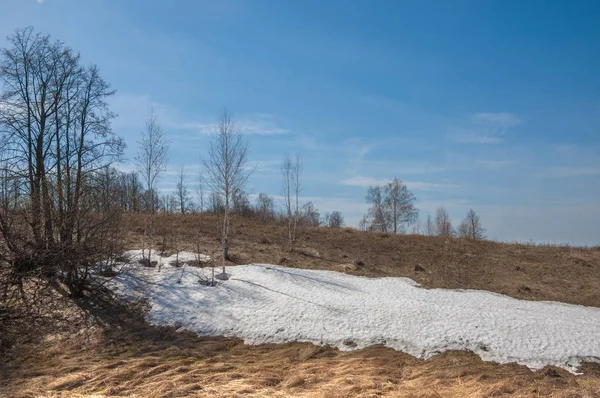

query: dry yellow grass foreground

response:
[2,213,600,397]
[1,295,599,398]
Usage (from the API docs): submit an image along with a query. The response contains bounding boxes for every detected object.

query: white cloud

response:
[36,0,45,3]
[449,112,522,144]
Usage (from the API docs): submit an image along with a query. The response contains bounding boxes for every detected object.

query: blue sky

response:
[2,0,599,245]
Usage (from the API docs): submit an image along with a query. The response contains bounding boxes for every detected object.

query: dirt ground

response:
[1,213,599,397]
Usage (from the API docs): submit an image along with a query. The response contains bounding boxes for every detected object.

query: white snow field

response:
[107,251,600,373]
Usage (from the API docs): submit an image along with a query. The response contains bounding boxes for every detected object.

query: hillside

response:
[1,213,600,398]
[128,213,600,307]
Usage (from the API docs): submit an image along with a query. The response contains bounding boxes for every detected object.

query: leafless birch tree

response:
[203,109,250,277]
[176,165,189,214]
[282,154,301,250]
[135,108,169,263]
[196,168,205,213]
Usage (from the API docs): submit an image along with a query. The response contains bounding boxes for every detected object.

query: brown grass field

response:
[1,213,600,397]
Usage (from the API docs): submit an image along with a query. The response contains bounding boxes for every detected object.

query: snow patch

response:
[122,249,211,266]
[107,256,600,373]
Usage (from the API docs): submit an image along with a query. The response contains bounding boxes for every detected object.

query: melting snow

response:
[106,252,600,373]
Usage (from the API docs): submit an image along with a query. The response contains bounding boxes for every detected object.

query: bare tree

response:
[384,178,418,233]
[458,209,486,240]
[300,201,320,227]
[366,186,389,232]
[327,211,345,228]
[434,206,454,237]
[358,214,369,231]
[196,168,204,213]
[411,218,423,234]
[135,108,169,263]
[176,165,189,214]
[208,191,224,214]
[256,192,275,223]
[282,154,301,250]
[425,213,435,236]
[203,108,251,277]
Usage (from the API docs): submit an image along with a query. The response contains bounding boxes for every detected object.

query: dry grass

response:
[1,212,599,397]
[133,213,600,307]
[1,295,599,398]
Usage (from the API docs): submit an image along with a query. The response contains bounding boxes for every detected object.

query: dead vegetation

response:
[1,292,599,398]
[1,213,600,397]
[130,213,600,307]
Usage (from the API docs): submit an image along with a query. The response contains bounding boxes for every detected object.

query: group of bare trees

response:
[359,179,486,240]
[0,28,125,297]
[422,207,485,239]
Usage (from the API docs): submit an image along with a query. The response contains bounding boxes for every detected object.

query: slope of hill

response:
[2,213,599,397]
[126,213,600,307]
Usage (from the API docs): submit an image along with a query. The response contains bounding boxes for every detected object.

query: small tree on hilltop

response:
[434,206,454,237]
[384,178,418,233]
[458,209,486,240]
[327,211,345,228]
[366,185,389,232]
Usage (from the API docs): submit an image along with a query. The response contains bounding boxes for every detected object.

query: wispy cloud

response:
[451,129,503,144]
[535,166,600,178]
[477,159,516,169]
[473,112,522,127]
[340,176,390,187]
[340,176,455,191]
[183,114,290,135]
[405,181,457,191]
[109,93,290,136]
[449,112,522,144]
